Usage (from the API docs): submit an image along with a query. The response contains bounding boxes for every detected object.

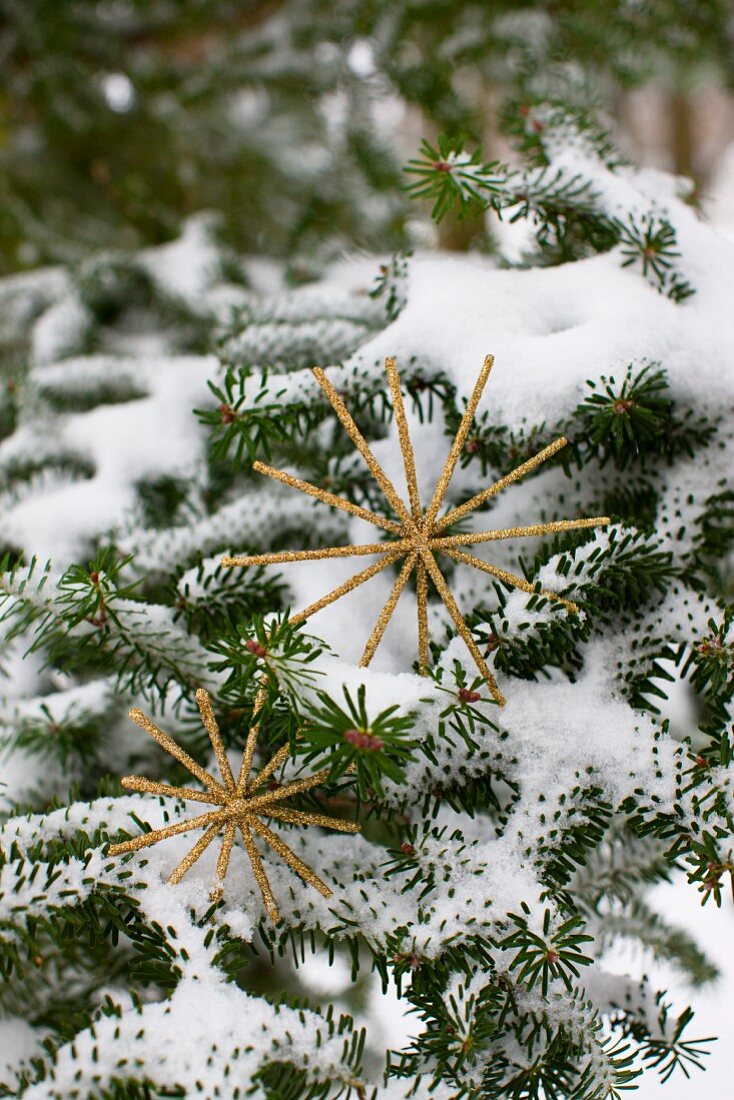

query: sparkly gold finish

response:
[252,460,403,535]
[288,549,404,628]
[430,517,606,549]
[223,542,409,567]
[434,435,569,532]
[441,547,579,613]
[385,356,422,522]
[416,557,429,676]
[109,689,360,922]
[424,354,495,529]
[360,551,418,666]
[223,356,610,705]
[311,366,415,529]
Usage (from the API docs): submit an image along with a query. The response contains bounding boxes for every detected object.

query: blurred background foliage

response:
[0,0,732,273]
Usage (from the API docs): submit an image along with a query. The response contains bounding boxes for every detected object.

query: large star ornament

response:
[223,356,609,705]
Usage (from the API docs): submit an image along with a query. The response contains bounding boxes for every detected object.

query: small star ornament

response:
[223,355,609,705]
[109,688,359,921]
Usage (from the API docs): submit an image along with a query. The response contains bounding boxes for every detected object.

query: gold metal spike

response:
[223,356,610,704]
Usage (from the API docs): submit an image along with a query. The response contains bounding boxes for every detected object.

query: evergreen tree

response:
[2,5,734,1099]
[2,0,732,271]
[0,0,408,273]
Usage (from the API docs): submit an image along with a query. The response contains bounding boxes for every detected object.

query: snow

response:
[354,232,734,437]
[139,213,222,303]
[30,291,92,367]
[22,978,352,1100]
[603,881,734,1098]
[129,487,346,575]
[0,1019,46,1089]
[3,633,676,981]
[1,797,361,1099]
[2,147,734,1094]
[0,677,119,808]
[1,354,215,562]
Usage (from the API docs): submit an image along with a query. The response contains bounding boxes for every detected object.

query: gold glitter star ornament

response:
[109,689,360,922]
[223,355,610,705]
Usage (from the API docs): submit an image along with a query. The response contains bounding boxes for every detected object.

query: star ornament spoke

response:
[222,355,611,705]
[108,689,360,922]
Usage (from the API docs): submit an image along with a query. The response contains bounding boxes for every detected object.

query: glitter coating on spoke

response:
[223,355,610,703]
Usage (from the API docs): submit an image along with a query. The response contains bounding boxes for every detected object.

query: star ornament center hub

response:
[223,355,610,706]
[226,797,251,819]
